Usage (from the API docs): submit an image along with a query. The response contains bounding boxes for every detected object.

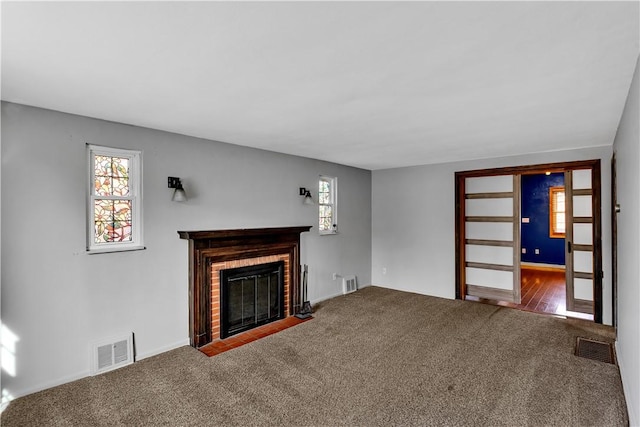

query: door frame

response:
[455,159,603,323]
[611,154,618,328]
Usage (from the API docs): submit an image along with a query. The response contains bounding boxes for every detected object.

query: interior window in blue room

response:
[521,173,565,266]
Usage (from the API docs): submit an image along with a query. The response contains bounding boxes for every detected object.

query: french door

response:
[455,159,602,322]
[564,166,601,315]
[461,174,521,303]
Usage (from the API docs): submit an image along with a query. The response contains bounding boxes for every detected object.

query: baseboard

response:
[521,262,565,272]
[1,338,191,411]
[369,283,453,300]
[135,338,191,361]
[1,369,90,410]
[310,291,344,305]
[309,283,372,306]
[615,341,638,427]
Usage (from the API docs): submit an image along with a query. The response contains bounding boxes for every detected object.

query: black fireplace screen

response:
[220,261,285,338]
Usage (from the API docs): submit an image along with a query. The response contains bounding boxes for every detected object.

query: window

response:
[318,176,337,234]
[87,145,143,253]
[549,186,565,238]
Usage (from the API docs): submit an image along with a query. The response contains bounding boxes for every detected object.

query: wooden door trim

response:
[564,170,575,312]
[611,154,618,328]
[512,174,522,304]
[455,159,599,178]
[455,174,466,300]
[454,159,603,323]
[592,161,603,323]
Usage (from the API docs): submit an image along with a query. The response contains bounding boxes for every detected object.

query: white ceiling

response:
[2,1,638,170]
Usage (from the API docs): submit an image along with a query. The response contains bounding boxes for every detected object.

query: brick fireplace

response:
[213,254,289,339]
[178,227,312,347]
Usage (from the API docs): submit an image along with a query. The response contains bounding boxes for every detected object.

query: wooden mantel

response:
[178,226,312,348]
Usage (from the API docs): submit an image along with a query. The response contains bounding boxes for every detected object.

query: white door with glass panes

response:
[464,174,521,303]
[564,169,595,314]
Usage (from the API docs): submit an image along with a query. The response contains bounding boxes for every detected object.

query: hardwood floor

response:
[468,267,594,321]
[519,267,566,314]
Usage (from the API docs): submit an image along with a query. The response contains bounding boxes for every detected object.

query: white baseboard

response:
[1,338,191,411]
[370,283,454,300]
[1,369,90,411]
[135,338,191,361]
[309,283,372,306]
[616,341,639,427]
[310,291,344,305]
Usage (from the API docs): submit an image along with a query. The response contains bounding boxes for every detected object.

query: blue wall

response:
[521,173,565,265]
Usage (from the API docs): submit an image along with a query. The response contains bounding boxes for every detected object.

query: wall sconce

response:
[168,177,187,202]
[299,187,314,205]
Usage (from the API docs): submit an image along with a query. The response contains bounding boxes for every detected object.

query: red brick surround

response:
[210,254,290,340]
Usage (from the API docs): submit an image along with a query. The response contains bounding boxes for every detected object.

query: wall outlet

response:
[522,217,530,223]
[382,267,387,275]
[535,248,540,255]
[521,248,526,254]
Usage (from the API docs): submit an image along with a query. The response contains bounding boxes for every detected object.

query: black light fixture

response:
[299,187,314,205]
[168,177,187,202]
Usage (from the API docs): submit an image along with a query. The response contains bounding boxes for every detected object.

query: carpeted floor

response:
[1,286,628,426]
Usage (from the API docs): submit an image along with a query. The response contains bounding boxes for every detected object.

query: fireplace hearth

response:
[178,226,312,347]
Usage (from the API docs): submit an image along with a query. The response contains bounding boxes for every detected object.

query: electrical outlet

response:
[522,248,526,254]
[382,267,387,275]
[535,248,540,255]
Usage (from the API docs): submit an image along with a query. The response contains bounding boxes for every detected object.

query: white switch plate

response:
[522,248,527,254]
[535,248,540,254]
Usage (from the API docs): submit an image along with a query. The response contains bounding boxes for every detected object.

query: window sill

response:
[87,245,146,255]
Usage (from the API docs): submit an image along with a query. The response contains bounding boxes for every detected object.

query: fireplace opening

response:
[220,261,285,339]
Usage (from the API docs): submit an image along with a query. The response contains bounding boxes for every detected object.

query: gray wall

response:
[372,146,613,322]
[3,95,635,414]
[613,54,640,427]
[0,102,372,400]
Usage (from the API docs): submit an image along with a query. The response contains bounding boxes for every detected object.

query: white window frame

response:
[318,175,338,235]
[549,186,566,238]
[87,144,143,254]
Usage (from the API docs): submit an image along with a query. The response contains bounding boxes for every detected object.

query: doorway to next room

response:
[520,173,584,319]
[455,159,602,323]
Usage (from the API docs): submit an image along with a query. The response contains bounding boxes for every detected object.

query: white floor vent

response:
[342,275,358,294]
[91,333,134,375]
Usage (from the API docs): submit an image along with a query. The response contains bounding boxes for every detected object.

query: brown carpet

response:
[1,286,628,426]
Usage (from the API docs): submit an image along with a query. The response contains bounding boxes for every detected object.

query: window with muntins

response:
[319,176,337,234]
[88,145,143,253]
[549,186,565,238]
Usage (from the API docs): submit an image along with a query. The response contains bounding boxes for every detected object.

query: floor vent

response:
[342,275,357,294]
[91,333,134,375]
[575,337,615,364]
